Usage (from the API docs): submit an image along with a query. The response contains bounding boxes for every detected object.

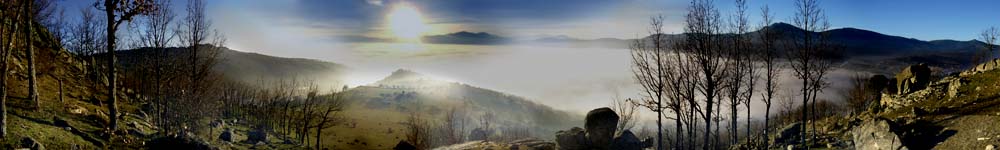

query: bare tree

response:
[788,0,836,147]
[843,73,875,114]
[756,5,782,149]
[443,103,470,145]
[977,27,999,64]
[680,0,727,149]
[723,0,754,144]
[610,97,639,136]
[405,113,432,149]
[0,0,31,138]
[313,87,346,150]
[629,15,672,150]
[96,0,158,133]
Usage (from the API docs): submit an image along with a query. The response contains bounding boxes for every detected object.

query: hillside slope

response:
[322,69,581,149]
[117,45,351,89]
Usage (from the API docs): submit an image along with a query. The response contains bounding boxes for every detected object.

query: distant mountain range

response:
[426,23,987,57]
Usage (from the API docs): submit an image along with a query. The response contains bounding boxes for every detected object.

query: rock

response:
[66,105,87,115]
[963,58,1000,75]
[609,130,648,150]
[987,144,996,150]
[912,107,928,117]
[771,122,802,146]
[393,141,417,150]
[896,64,931,95]
[947,78,967,98]
[851,118,908,150]
[469,127,491,141]
[555,127,588,150]
[867,75,891,94]
[584,107,619,149]
[219,129,233,142]
[52,117,70,128]
[246,129,268,144]
[508,138,557,150]
[21,137,44,150]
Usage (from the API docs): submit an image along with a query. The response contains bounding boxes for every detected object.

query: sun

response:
[386,2,430,41]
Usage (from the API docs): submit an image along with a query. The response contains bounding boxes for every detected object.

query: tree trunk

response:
[104,0,120,131]
[27,20,39,111]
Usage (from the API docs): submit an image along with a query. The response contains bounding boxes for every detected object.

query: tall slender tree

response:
[681,0,727,149]
[788,0,835,147]
[96,0,157,133]
[629,15,671,150]
[756,5,782,149]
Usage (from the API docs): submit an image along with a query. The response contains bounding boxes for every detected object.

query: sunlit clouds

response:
[384,2,431,41]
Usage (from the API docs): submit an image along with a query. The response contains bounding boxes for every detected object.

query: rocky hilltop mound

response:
[762,59,1000,150]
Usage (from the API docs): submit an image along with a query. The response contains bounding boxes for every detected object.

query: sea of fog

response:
[324,43,865,120]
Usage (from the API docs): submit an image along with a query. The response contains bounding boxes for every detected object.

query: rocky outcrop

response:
[584,108,619,149]
[609,130,650,150]
[851,118,908,150]
[770,122,802,147]
[962,58,1000,75]
[554,127,588,150]
[896,64,931,95]
[554,107,651,150]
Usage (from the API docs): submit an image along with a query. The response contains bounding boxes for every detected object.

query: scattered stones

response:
[584,107,619,149]
[896,64,931,95]
[851,118,908,150]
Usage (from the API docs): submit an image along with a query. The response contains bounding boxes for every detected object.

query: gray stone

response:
[896,64,931,95]
[987,144,996,150]
[609,130,648,150]
[508,138,556,150]
[771,122,802,146]
[247,129,268,144]
[555,127,588,150]
[52,117,70,128]
[851,118,908,150]
[219,129,233,142]
[21,137,44,150]
[584,107,619,149]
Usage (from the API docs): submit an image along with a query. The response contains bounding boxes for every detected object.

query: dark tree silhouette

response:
[756,5,782,149]
[96,0,157,134]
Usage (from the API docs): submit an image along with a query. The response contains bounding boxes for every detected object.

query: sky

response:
[54,0,1000,114]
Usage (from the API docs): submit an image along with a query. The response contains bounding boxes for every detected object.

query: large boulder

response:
[771,122,802,146]
[851,118,908,150]
[555,127,588,150]
[584,107,619,149]
[246,129,268,144]
[609,130,649,150]
[219,129,233,142]
[895,64,931,95]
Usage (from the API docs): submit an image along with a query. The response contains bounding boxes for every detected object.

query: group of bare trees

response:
[216,79,346,149]
[629,0,837,149]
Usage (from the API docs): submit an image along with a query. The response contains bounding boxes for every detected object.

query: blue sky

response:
[58,0,1000,42]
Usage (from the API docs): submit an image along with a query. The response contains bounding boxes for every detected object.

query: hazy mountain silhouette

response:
[117,45,351,87]
[421,31,513,45]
